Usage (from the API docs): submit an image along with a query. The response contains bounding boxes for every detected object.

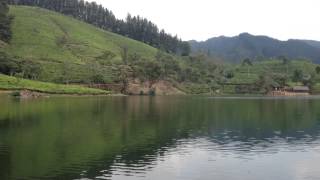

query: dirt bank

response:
[0,40,6,48]
[126,79,185,95]
[0,90,11,94]
[15,90,47,98]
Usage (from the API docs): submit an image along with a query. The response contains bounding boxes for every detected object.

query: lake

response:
[1,95,320,180]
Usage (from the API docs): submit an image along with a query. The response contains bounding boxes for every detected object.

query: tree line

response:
[8,0,190,55]
[0,0,13,43]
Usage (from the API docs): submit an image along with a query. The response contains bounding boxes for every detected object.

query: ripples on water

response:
[89,131,320,180]
[1,96,320,180]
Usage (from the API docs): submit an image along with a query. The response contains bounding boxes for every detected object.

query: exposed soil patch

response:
[14,90,46,99]
[0,40,7,48]
[126,79,185,95]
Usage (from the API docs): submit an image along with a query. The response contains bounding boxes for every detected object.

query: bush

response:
[19,60,42,80]
[144,61,163,82]
[0,52,21,75]
[90,74,105,84]
[224,70,234,79]
[95,50,116,61]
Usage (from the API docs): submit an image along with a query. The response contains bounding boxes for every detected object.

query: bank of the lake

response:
[1,73,317,97]
[0,74,110,95]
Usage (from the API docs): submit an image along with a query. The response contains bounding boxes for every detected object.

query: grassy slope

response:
[5,6,157,82]
[228,60,316,83]
[0,74,109,95]
[223,59,320,93]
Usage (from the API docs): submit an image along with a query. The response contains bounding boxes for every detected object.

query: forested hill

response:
[302,40,320,49]
[8,0,190,56]
[190,33,320,63]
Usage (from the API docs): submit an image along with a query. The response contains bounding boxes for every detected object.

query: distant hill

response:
[301,40,320,49]
[190,33,320,63]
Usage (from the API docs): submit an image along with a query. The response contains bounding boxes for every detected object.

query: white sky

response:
[89,0,320,41]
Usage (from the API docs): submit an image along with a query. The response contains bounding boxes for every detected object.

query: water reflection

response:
[1,95,320,179]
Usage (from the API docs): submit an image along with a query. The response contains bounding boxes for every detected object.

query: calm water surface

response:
[1,95,320,180]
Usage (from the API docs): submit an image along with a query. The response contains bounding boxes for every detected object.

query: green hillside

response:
[5,6,157,82]
[227,60,316,84]
[2,6,320,95]
[222,59,320,94]
[2,6,224,95]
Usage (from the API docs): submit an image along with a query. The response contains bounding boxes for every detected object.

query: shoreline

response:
[0,89,116,97]
[1,89,318,98]
[0,90,12,94]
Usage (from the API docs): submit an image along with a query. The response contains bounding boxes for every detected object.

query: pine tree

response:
[0,0,13,43]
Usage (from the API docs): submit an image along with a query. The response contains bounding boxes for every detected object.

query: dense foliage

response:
[0,51,44,80]
[8,0,190,55]
[0,0,13,42]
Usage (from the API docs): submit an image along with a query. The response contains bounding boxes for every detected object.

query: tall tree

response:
[279,55,290,75]
[180,41,191,56]
[292,69,303,84]
[242,58,253,77]
[315,66,320,74]
[0,0,13,43]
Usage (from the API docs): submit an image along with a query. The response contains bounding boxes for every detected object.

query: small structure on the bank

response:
[292,86,310,93]
[270,86,310,96]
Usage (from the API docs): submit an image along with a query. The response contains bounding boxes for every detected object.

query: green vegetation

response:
[1,6,320,95]
[3,6,156,82]
[0,74,109,95]
[0,0,13,42]
[223,59,320,94]
[1,6,223,94]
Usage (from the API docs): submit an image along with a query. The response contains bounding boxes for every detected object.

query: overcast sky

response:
[89,0,320,41]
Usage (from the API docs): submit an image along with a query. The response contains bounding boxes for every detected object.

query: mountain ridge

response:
[190,33,320,63]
